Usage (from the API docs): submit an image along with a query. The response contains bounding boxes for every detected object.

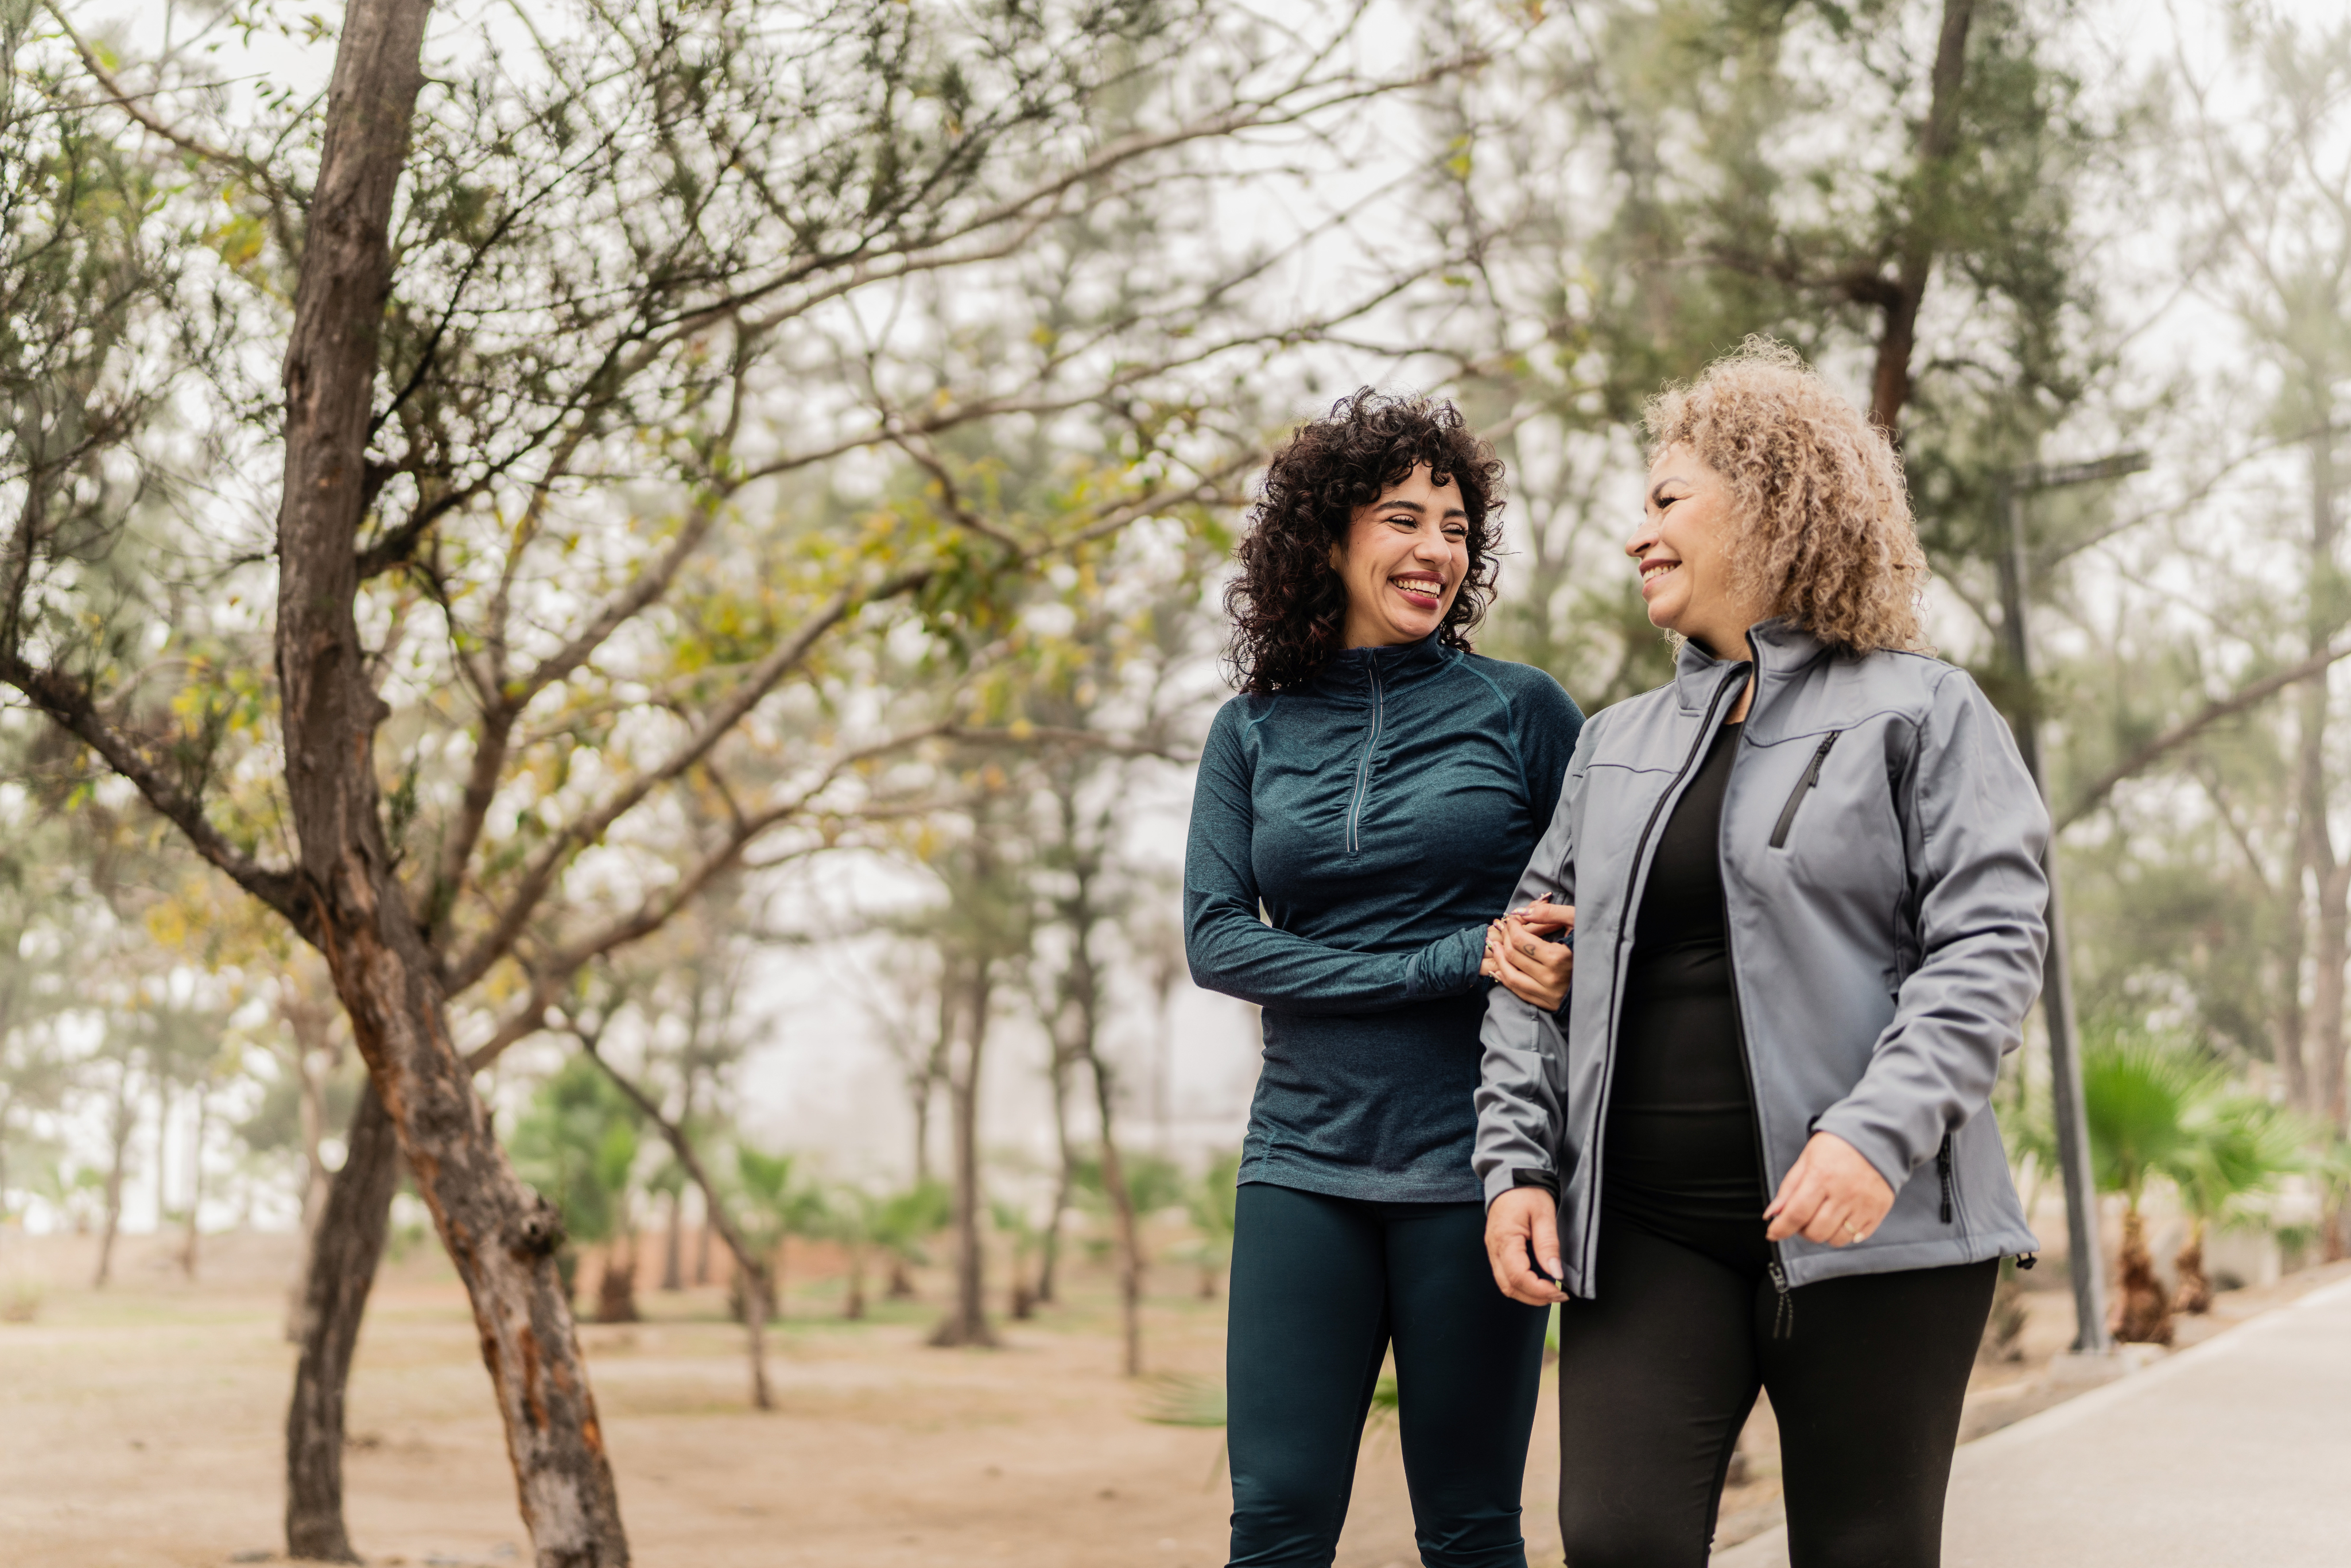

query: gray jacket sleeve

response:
[1812,670,2051,1190]
[1471,719,1593,1205]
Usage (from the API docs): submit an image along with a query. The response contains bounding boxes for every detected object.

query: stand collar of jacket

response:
[1311,631,1452,697]
[1671,617,1832,715]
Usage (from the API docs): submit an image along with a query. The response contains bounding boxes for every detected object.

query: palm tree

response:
[733,1148,828,1322]
[2081,1026,2221,1345]
[2162,1095,2308,1314]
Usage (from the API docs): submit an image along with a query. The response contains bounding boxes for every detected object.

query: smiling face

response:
[1336,465,1470,649]
[1628,443,1771,661]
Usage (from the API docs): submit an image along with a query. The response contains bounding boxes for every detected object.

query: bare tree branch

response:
[0,651,309,930]
[41,0,296,207]
[2057,641,2351,832]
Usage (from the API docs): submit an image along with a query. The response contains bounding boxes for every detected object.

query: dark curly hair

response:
[1224,389,1506,694]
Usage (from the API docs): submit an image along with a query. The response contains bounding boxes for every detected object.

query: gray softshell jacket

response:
[1473,619,2046,1293]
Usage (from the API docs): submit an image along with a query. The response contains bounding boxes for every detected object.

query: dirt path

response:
[0,1231,1556,1568]
[6,1230,2317,1567]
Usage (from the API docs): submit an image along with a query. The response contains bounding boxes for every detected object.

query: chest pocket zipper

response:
[1768,731,1843,849]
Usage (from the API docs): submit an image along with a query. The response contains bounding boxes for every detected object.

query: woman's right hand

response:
[1483,901,1574,1011]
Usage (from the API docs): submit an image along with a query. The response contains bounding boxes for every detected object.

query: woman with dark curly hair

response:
[1185,389,1584,1568]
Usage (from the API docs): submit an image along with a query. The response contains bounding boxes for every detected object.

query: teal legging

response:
[1225,1182,1550,1568]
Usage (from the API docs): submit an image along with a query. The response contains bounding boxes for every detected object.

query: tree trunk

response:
[94,1059,136,1289]
[2171,1220,2213,1317]
[1050,794,1139,1372]
[928,970,997,1349]
[595,1250,639,1324]
[2108,1208,2173,1346]
[285,1084,401,1563]
[2313,864,2350,1131]
[285,980,344,1340]
[181,1084,209,1280]
[1866,0,1976,435]
[1150,960,1178,1157]
[842,1240,867,1321]
[154,1082,173,1238]
[2299,423,2348,1130]
[2278,836,2311,1113]
[286,972,340,1235]
[273,4,629,1561]
[660,1188,683,1291]
[1090,1058,1145,1379]
[911,986,951,1188]
[743,1270,773,1410]
[1034,1036,1076,1307]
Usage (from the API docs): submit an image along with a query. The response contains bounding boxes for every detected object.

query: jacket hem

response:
[1779,1225,2040,1288]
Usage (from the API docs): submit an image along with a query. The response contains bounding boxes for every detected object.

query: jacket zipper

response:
[1716,661,1797,1337]
[1345,658,1385,853]
[1937,1132,1960,1225]
[1767,731,1843,849]
[1578,663,1747,1288]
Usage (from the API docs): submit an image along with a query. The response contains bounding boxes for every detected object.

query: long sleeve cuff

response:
[1483,1165,1557,1206]
[1405,926,1488,1000]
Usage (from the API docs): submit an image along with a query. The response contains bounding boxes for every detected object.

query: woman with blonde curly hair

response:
[1471,341,2048,1567]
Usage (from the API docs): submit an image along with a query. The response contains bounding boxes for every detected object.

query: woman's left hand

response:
[1764,1132,1895,1247]
[1483,911,1573,1011]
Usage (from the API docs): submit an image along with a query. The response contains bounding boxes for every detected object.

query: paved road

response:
[1713,1273,2351,1567]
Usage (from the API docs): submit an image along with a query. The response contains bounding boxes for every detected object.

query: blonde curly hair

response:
[1644,339,1930,654]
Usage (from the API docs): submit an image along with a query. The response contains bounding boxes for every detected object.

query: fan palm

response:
[2081,1026,2222,1345]
[2162,1095,2307,1314]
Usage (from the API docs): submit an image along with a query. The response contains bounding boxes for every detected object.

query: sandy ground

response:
[0,1228,1538,1568]
[0,1228,2327,1568]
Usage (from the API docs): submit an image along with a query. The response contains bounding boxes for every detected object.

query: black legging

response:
[1554,1213,1996,1567]
[1226,1182,1550,1568]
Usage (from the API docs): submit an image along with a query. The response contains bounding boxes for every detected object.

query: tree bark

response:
[1089,1054,1145,1378]
[1053,808,1143,1375]
[2171,1221,2213,1317]
[929,965,998,1348]
[2278,833,2312,1112]
[2298,423,2348,1129]
[1034,1034,1076,1307]
[2314,864,2350,1129]
[93,1057,136,1289]
[842,1240,868,1321]
[910,986,951,1188]
[2108,1208,2174,1346]
[1866,0,1976,435]
[285,1084,401,1563]
[659,1187,683,1291]
[272,3,629,1562]
[181,1083,209,1279]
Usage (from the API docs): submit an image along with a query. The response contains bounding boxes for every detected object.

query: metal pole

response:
[1999,472,2119,1355]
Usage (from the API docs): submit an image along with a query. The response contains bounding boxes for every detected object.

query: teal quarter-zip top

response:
[1185,633,1584,1204]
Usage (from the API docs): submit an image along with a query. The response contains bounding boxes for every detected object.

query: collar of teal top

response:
[1311,630,1452,695]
